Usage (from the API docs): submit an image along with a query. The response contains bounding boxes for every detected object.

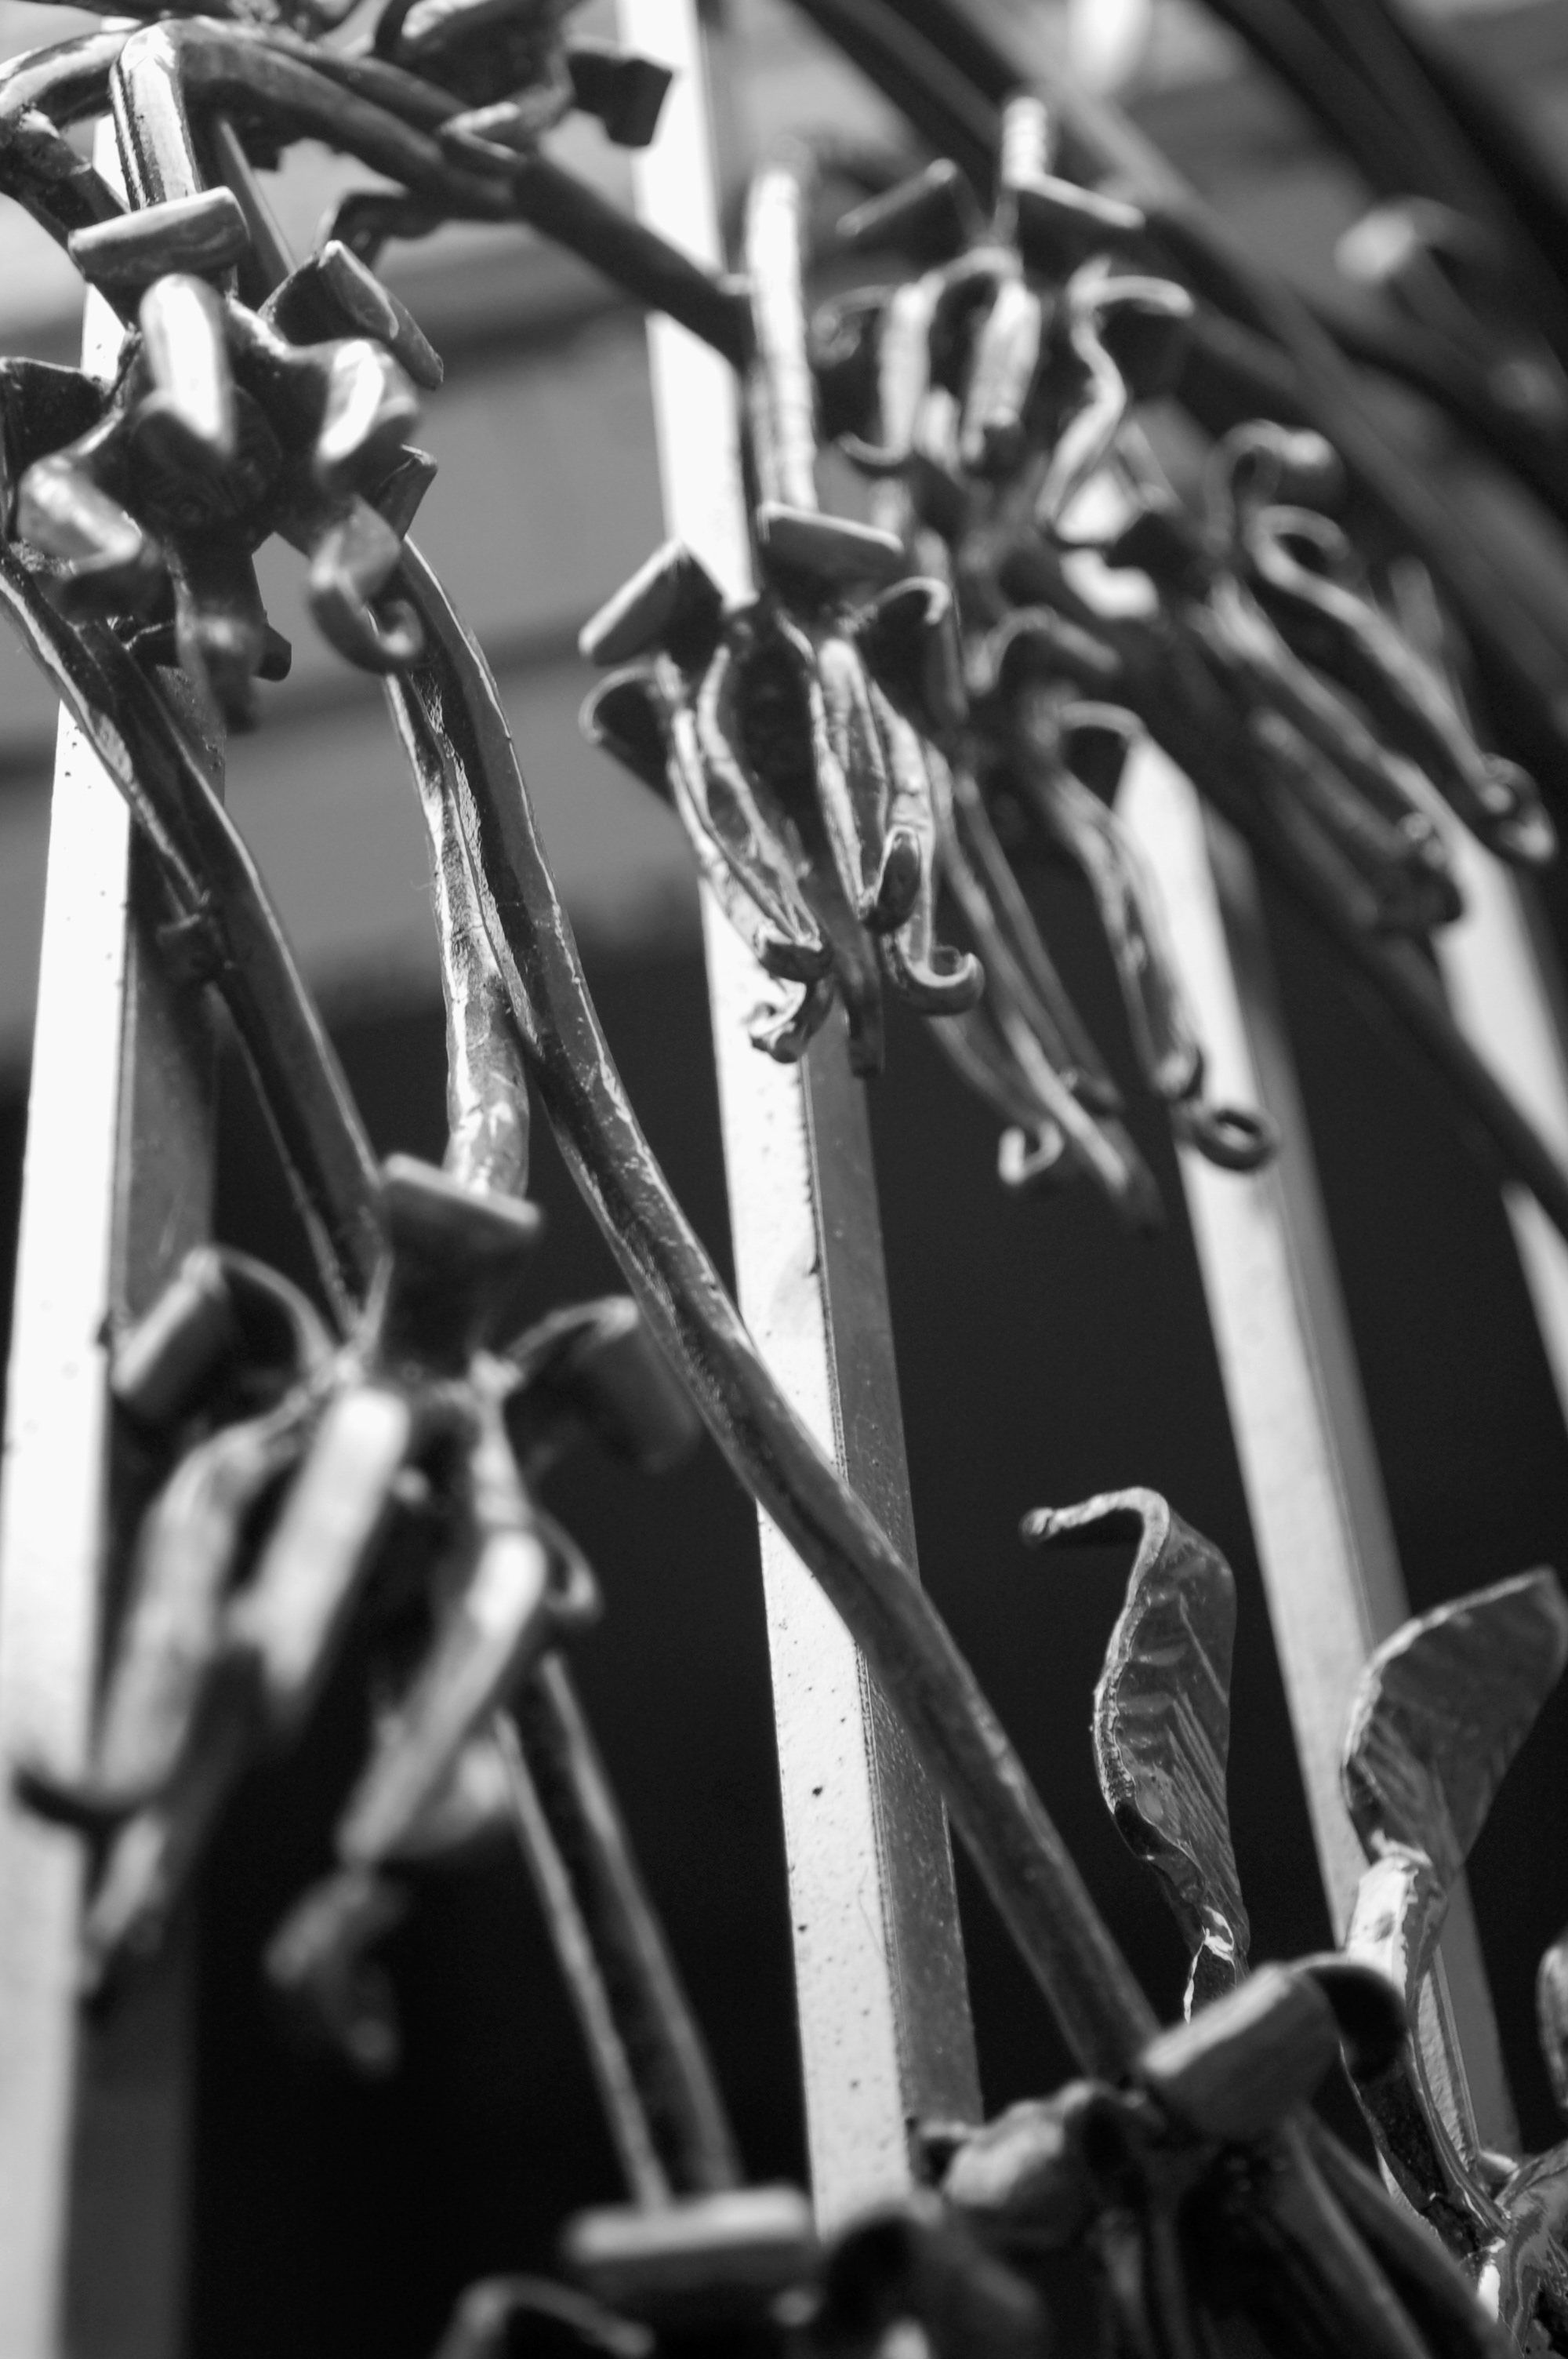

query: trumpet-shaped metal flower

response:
[0,0,724,736]
[581,147,985,1077]
[580,140,1246,1220]
[802,82,1568,1227]
[16,1153,699,2006]
[5,208,439,727]
[800,108,1277,1216]
[582,533,982,1074]
[822,97,1180,519]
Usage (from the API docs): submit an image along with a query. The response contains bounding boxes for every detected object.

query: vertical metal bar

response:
[619,0,981,2230]
[0,146,215,2356]
[1392,568,1568,1440]
[1436,850,1568,1428]
[1118,745,1514,2154]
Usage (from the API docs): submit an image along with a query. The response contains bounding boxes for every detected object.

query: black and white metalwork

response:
[3,0,1568,2351]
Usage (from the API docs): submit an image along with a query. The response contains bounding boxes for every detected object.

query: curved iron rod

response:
[0,547,382,1314]
[386,540,1160,2081]
[111,21,747,366]
[407,719,743,2198]
[0,33,127,250]
[0,29,125,125]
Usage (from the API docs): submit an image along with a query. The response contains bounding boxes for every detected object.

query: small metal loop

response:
[997,1119,1071,1191]
[1171,1098,1278,1173]
[1206,420,1342,548]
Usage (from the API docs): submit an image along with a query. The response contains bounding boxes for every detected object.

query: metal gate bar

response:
[1120,748,1512,2153]
[0,217,216,2359]
[1438,852,1568,1431]
[620,0,982,2230]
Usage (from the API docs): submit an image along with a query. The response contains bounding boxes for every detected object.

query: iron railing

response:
[2,1,1568,2354]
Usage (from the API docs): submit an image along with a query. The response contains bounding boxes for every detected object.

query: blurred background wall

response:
[4,3,1568,2352]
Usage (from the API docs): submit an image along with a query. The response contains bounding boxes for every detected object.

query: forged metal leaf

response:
[1341,1572,1568,1885]
[1023,1488,1248,2010]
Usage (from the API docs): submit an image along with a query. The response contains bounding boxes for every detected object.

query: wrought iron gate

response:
[3,0,1568,2351]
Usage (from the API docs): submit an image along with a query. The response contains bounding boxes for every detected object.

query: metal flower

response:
[583,530,981,1075]
[7,199,439,726]
[578,140,1261,1223]
[583,152,983,1078]
[809,94,1567,1227]
[17,1154,699,2010]
[827,118,1276,1209]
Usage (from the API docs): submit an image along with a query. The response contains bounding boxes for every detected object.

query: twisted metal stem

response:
[388,540,1161,2081]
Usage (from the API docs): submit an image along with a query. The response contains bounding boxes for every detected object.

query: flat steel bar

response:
[1119,745,1514,2154]
[619,0,981,2230]
[0,145,214,2358]
[1436,845,1568,1430]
